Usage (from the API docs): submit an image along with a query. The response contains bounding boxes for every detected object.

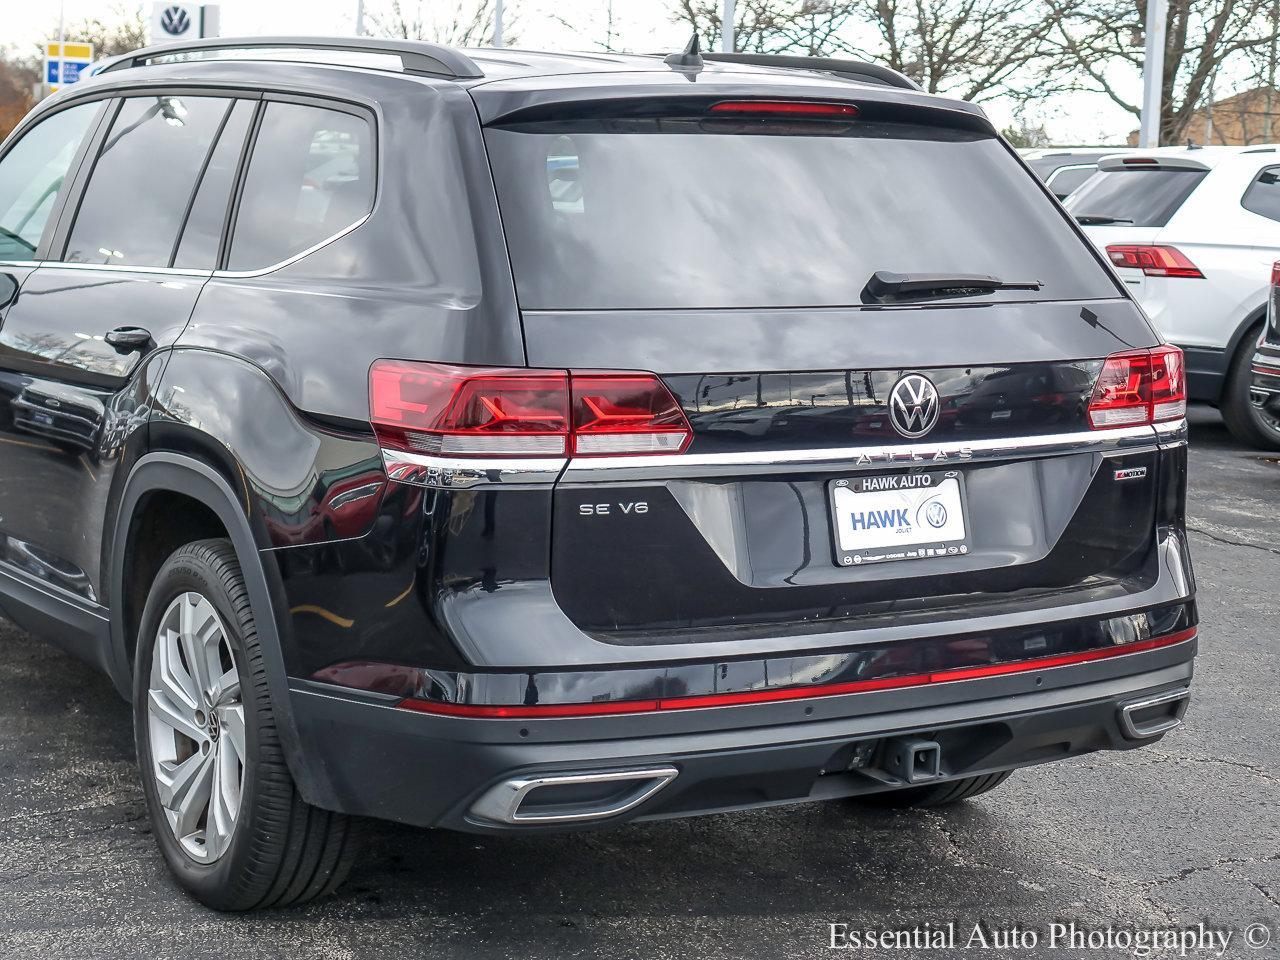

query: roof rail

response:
[94,36,484,80]
[701,53,919,91]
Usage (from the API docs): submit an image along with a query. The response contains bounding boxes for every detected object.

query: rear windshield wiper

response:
[862,271,1043,303]
[1073,214,1135,225]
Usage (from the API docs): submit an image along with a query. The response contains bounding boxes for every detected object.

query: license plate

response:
[829,470,969,566]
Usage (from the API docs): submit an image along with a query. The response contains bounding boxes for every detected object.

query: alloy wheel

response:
[146,591,245,864]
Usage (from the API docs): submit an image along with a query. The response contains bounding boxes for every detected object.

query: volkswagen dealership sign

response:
[150,3,220,42]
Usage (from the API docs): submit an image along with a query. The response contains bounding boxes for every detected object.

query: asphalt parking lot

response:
[0,405,1277,960]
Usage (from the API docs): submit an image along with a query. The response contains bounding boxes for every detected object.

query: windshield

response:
[484,119,1118,310]
[1065,168,1206,227]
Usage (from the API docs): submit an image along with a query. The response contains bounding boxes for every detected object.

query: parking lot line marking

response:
[0,436,60,454]
[290,604,355,628]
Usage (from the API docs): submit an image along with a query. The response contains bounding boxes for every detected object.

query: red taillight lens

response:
[1149,345,1187,422]
[571,373,692,455]
[370,362,692,458]
[1105,244,1203,278]
[709,100,858,117]
[369,361,570,456]
[1088,346,1185,428]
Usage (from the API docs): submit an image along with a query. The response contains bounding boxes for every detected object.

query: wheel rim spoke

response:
[220,703,246,762]
[148,686,205,744]
[170,751,215,839]
[210,667,241,707]
[157,748,212,810]
[178,593,221,701]
[209,738,241,859]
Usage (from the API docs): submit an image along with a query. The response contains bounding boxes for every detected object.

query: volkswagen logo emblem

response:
[888,374,940,439]
[923,499,948,528]
[160,5,192,35]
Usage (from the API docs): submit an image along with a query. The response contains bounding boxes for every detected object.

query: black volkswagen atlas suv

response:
[0,37,1196,909]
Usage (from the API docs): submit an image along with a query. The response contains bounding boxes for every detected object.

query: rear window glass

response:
[1242,166,1280,222]
[1046,165,1096,198]
[1065,168,1205,228]
[485,120,1118,311]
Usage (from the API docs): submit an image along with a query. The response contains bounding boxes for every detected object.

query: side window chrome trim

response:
[32,261,213,278]
[212,211,371,277]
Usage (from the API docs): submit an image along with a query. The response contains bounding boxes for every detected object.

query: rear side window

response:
[65,95,232,267]
[1065,168,1206,228]
[172,100,256,270]
[227,102,373,271]
[484,119,1117,311]
[1241,166,1280,222]
[0,103,99,260]
[1045,165,1096,198]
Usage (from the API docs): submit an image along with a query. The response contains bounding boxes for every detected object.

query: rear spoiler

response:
[1097,155,1211,172]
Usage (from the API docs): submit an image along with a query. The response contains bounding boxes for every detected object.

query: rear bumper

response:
[1251,345,1280,406]
[1181,344,1227,403]
[289,639,1195,832]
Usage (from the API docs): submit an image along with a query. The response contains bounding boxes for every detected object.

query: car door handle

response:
[104,326,155,352]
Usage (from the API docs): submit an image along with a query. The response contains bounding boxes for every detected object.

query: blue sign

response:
[46,60,90,84]
[45,42,94,87]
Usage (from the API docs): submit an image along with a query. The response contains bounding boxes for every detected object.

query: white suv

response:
[1067,145,1280,447]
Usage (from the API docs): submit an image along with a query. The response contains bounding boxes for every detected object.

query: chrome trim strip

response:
[38,261,212,278]
[1118,687,1190,739]
[212,213,370,278]
[1251,352,1280,371]
[382,448,566,489]
[469,766,679,825]
[1153,417,1189,449]
[562,423,1165,482]
[385,423,1176,488]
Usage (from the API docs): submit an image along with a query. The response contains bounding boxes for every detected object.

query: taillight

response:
[1088,346,1185,428]
[709,100,858,118]
[1149,345,1187,422]
[1105,244,1203,278]
[369,361,691,458]
[369,362,570,455]
[1269,261,1280,339]
[571,373,692,455]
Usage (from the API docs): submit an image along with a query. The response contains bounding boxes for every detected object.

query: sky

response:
[8,0,1142,143]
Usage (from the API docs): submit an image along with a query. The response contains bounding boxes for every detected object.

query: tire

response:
[853,770,1013,809]
[133,538,360,910]
[1220,324,1280,450]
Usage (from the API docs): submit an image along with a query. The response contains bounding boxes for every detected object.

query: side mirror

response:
[0,273,17,311]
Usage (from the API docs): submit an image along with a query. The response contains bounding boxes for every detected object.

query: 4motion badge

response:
[1114,467,1148,481]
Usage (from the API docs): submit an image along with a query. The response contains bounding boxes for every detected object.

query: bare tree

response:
[672,0,1055,101]
[1043,0,1280,143]
[367,0,518,47]
[0,55,38,140]
[45,3,148,60]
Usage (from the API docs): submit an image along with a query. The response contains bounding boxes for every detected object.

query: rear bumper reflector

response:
[394,628,1197,719]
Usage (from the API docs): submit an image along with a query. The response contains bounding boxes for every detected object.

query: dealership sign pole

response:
[722,0,735,52]
[1139,0,1168,147]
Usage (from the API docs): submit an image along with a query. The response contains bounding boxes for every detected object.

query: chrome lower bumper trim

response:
[469,766,679,825]
[382,449,567,489]
[1118,687,1190,739]
[384,421,1179,488]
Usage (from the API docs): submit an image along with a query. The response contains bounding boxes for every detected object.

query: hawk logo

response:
[160,6,192,35]
[888,374,941,439]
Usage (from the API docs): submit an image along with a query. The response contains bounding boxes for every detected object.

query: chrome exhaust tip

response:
[470,766,679,826]
[1118,687,1191,740]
